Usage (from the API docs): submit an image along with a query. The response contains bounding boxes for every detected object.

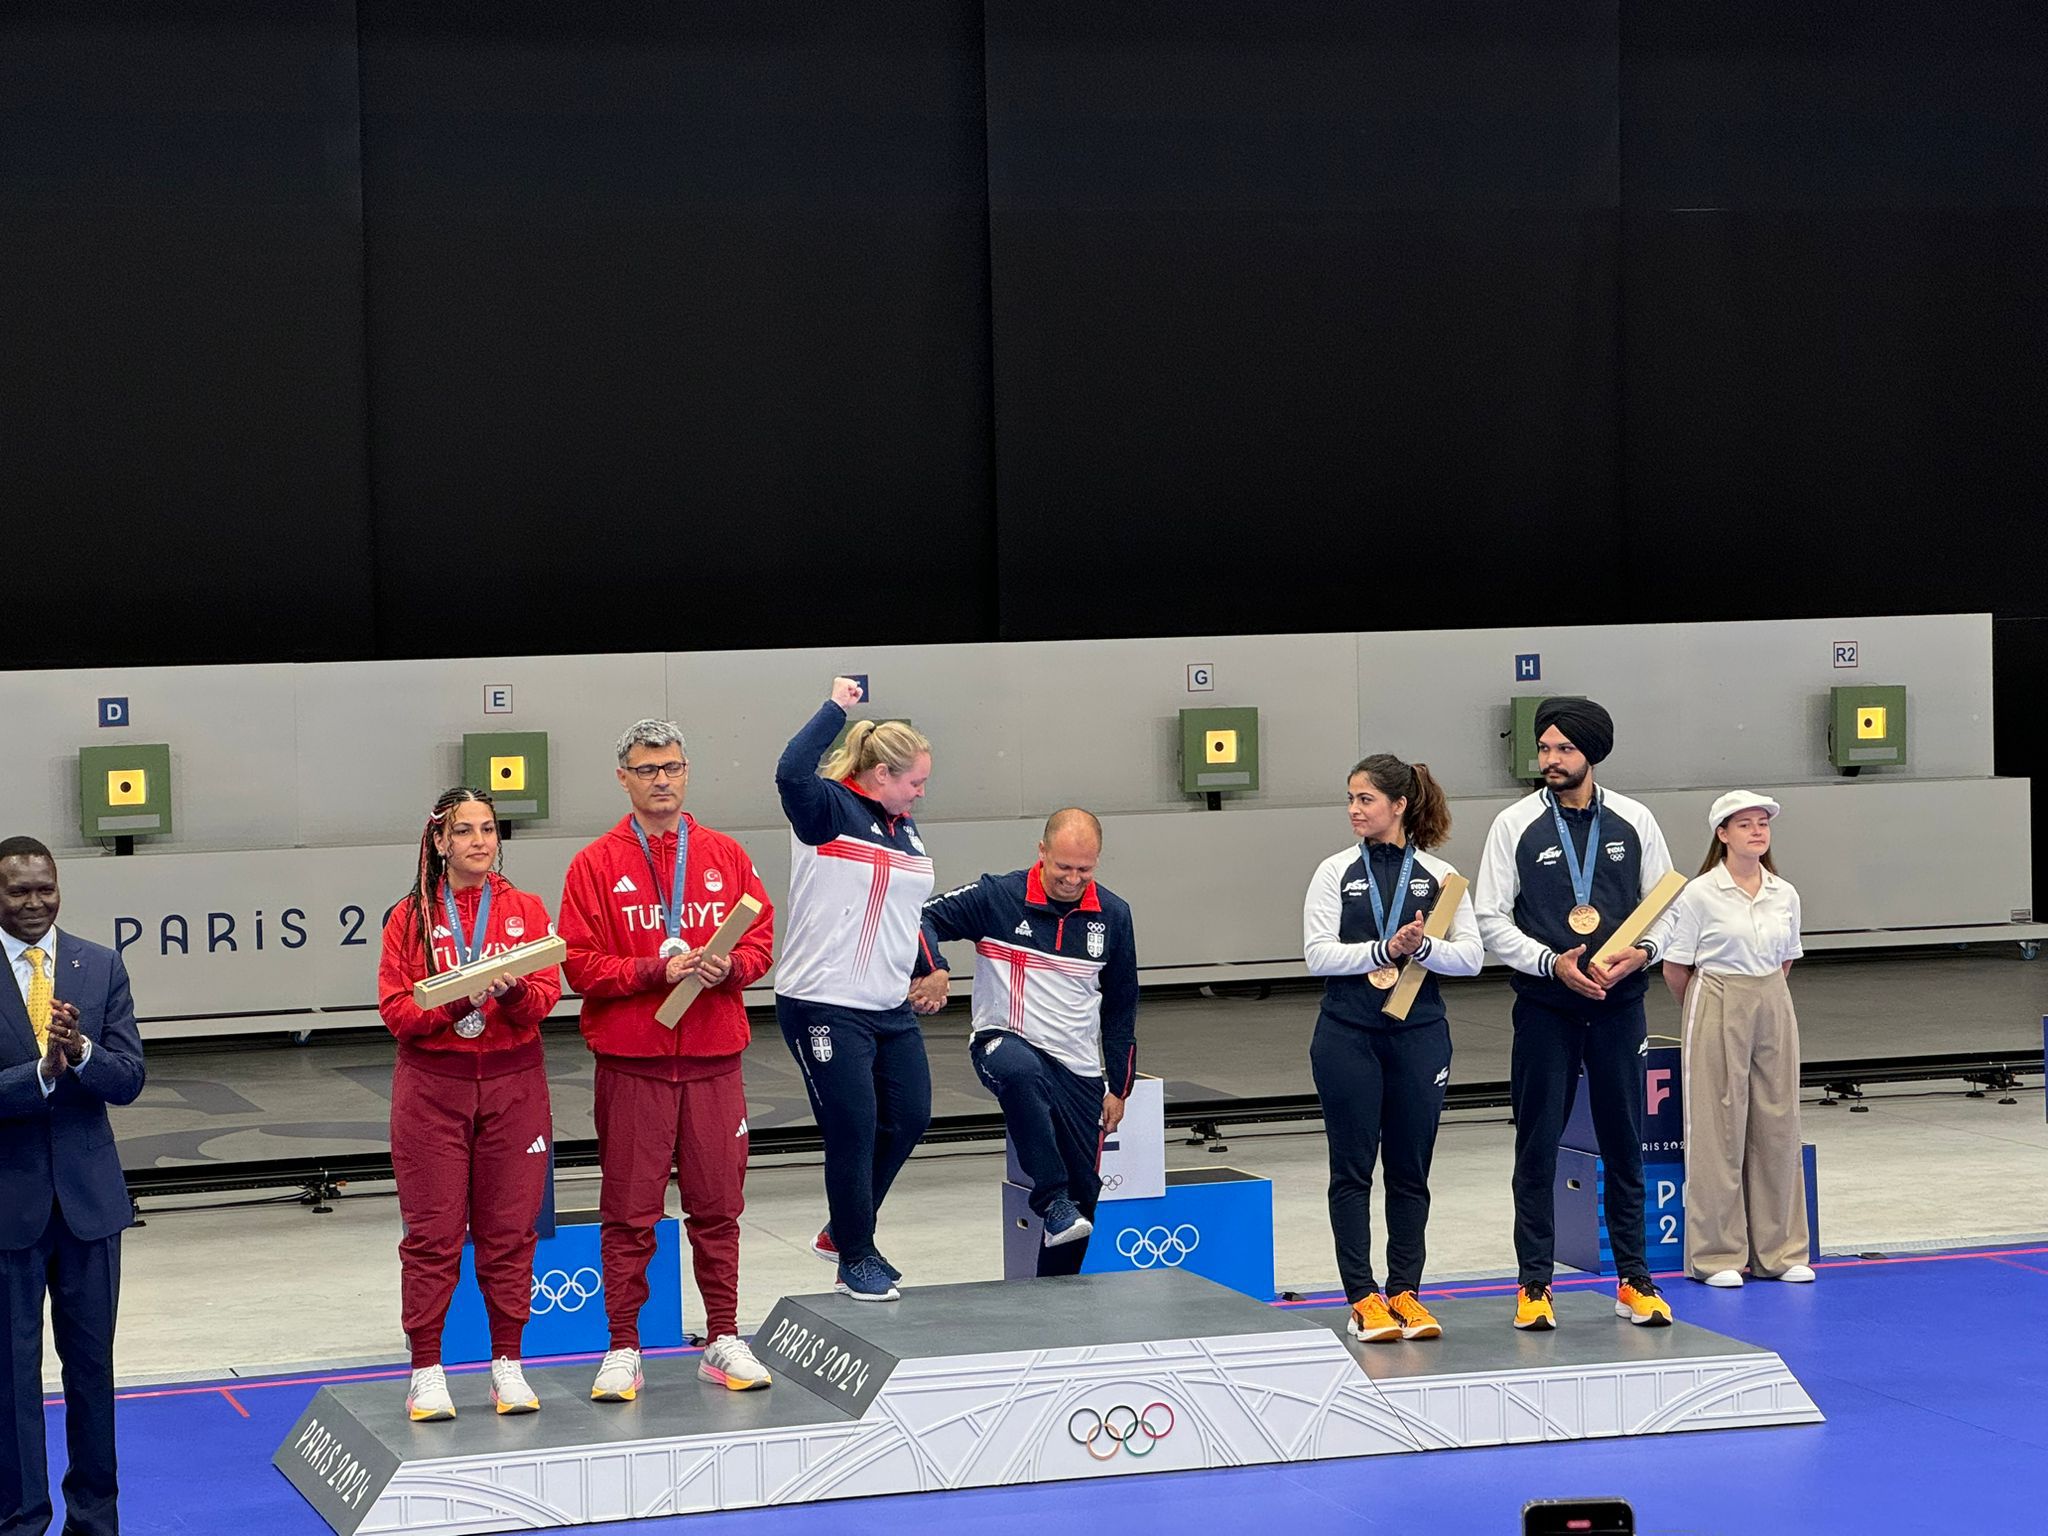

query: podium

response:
[439,1215,684,1365]
[996,1073,1276,1297]
[276,1269,1821,1534]
[1555,1046,1820,1276]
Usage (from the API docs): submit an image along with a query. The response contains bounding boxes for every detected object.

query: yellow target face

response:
[1205,729,1239,765]
[490,756,527,791]
[106,770,148,805]
[1856,707,1888,740]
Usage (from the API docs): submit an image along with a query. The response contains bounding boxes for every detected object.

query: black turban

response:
[1533,698,1614,765]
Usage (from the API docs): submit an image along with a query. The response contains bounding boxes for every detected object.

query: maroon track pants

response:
[390,1059,552,1367]
[593,1061,748,1346]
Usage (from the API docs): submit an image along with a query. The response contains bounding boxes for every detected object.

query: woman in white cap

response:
[1658,791,1814,1288]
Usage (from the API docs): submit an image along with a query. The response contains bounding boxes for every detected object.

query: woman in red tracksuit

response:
[377,786,561,1424]
[558,719,778,1403]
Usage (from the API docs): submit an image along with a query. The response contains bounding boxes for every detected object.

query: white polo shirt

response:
[1660,863,1803,976]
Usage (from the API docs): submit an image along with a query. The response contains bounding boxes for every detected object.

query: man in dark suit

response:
[1,837,145,1536]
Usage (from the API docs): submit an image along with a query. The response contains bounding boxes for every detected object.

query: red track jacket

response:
[558,813,775,1064]
[377,874,562,1077]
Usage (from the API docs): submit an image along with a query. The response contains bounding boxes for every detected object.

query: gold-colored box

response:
[490,755,528,792]
[411,934,567,1009]
[1856,707,1887,740]
[1382,875,1470,1023]
[1205,729,1239,764]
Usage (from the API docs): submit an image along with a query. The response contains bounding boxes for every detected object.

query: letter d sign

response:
[98,697,129,728]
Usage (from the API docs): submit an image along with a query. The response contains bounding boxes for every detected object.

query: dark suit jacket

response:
[0,930,146,1249]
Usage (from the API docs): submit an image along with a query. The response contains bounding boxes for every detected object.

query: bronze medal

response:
[1367,965,1400,990]
[1567,904,1601,935]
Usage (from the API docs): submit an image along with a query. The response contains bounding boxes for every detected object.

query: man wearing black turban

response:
[1532,699,1613,770]
[1474,698,1678,1331]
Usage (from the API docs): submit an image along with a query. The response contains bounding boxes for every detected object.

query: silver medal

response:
[659,937,688,960]
[454,1009,486,1040]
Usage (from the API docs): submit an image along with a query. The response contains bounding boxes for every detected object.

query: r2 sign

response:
[1832,642,1858,669]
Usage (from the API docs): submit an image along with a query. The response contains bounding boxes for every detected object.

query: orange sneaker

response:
[1346,1292,1402,1342]
[1616,1276,1673,1327]
[1513,1282,1556,1330]
[1386,1291,1441,1340]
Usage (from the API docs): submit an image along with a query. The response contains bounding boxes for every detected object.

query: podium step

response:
[276,1271,1819,1535]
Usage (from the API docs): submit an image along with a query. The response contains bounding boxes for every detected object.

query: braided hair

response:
[400,786,499,977]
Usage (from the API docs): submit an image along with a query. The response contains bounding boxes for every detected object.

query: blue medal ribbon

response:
[631,819,690,944]
[1548,791,1604,913]
[440,878,494,968]
[1362,840,1419,950]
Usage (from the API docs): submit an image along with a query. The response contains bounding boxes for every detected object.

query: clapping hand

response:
[1385,912,1428,960]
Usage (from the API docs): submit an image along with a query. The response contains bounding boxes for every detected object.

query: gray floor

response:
[45,949,2048,1390]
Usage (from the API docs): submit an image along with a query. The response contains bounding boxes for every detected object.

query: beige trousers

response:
[1681,969,1809,1278]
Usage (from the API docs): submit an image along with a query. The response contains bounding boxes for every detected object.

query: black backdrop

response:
[4,1,2044,894]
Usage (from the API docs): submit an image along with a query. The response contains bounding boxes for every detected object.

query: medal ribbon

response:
[1362,840,1419,949]
[1548,791,1603,914]
[631,819,690,943]
[440,878,494,968]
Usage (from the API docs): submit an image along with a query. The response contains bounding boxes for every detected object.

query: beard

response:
[1543,762,1590,795]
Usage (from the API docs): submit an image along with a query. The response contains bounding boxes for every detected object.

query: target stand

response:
[275,1269,1820,1534]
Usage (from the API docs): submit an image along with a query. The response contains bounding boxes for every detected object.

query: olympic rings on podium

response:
[1066,1401,1176,1459]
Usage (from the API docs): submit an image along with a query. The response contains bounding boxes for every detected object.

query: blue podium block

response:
[440,1215,684,1364]
[1002,1167,1275,1300]
[1556,1144,1820,1277]
[1562,1045,1684,1159]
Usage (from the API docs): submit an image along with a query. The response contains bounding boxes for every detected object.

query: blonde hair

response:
[822,719,932,782]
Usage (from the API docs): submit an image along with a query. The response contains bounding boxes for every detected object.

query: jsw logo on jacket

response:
[919,865,1139,1095]
[774,702,935,1011]
[1302,841,1483,1030]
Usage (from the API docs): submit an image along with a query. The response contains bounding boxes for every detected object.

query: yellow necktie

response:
[25,947,52,1050]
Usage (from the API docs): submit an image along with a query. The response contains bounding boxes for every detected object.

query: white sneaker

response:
[406,1365,456,1422]
[1704,1269,1745,1288]
[1778,1264,1816,1283]
[699,1335,773,1391]
[590,1346,643,1403]
[490,1357,539,1415]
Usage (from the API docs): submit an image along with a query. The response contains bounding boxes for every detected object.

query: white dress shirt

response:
[1660,863,1803,976]
[3,926,90,1092]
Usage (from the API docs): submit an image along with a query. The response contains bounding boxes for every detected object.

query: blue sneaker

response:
[1042,1197,1093,1249]
[834,1255,900,1302]
[818,1226,900,1282]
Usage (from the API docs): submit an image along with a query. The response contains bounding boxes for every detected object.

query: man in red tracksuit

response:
[559,719,776,1401]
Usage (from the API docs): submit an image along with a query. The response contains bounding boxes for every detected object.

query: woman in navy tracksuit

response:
[1303,754,1482,1344]
[774,677,936,1301]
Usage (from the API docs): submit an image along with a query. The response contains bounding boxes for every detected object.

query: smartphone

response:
[1522,1496,1634,1535]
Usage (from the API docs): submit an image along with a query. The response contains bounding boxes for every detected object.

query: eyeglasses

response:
[624,761,688,781]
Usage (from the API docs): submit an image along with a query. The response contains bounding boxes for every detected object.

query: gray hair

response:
[615,719,687,765]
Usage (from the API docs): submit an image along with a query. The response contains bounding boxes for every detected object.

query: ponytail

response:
[821,718,931,783]
[1349,753,1452,850]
